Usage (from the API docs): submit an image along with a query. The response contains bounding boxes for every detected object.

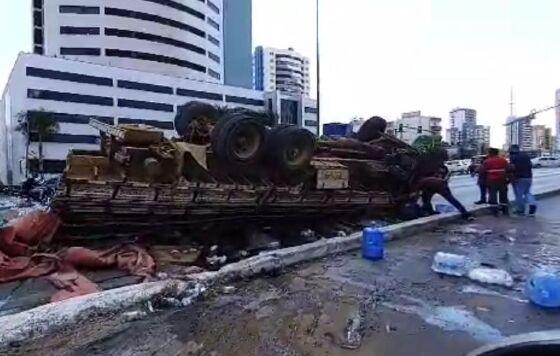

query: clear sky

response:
[2,1,559,147]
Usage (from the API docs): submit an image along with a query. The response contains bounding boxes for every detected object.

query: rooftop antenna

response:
[509,87,515,117]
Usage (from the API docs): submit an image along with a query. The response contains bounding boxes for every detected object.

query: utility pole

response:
[315,0,321,136]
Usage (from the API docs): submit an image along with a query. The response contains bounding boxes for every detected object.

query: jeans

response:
[422,188,469,216]
[513,178,536,213]
[478,184,487,202]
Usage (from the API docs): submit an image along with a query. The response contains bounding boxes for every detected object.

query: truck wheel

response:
[213,115,267,165]
[175,101,218,137]
[356,116,387,142]
[268,126,316,172]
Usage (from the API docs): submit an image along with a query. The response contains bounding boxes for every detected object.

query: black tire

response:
[268,126,316,172]
[174,101,218,137]
[212,114,267,166]
[356,116,387,142]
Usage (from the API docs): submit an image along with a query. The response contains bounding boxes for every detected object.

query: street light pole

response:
[315,0,321,136]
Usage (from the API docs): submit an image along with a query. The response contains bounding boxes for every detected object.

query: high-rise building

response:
[446,108,477,145]
[223,0,253,88]
[393,111,442,145]
[33,0,229,83]
[544,127,554,151]
[254,47,311,97]
[532,125,547,151]
[505,115,533,151]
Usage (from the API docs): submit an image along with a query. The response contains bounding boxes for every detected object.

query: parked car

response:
[531,156,560,168]
[445,160,469,175]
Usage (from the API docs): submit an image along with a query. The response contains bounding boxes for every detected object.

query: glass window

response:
[207,17,220,31]
[33,10,43,27]
[27,89,114,106]
[208,69,221,80]
[33,0,43,9]
[117,80,173,94]
[207,34,220,47]
[30,133,99,144]
[60,26,100,35]
[33,28,43,45]
[105,28,205,55]
[142,0,205,20]
[60,47,101,56]
[118,118,174,130]
[106,49,206,73]
[208,52,220,63]
[118,98,174,112]
[305,107,318,114]
[59,6,100,14]
[105,7,205,38]
[305,120,318,127]
[226,96,264,106]
[176,88,223,101]
[26,67,113,86]
[207,0,220,14]
[27,110,113,125]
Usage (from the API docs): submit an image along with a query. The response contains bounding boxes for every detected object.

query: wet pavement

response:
[4,195,560,356]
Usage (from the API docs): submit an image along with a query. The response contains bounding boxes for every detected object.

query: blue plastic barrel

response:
[526,271,560,308]
[362,227,384,261]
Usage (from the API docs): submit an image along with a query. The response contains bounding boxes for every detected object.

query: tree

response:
[412,135,443,155]
[16,109,59,178]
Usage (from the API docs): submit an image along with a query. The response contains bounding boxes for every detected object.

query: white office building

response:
[393,111,442,145]
[1,1,317,184]
[254,47,311,97]
[446,108,477,145]
[0,53,317,184]
[33,0,226,82]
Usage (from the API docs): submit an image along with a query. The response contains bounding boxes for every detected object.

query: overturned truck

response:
[52,102,426,236]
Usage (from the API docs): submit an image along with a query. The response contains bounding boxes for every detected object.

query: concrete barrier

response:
[0,187,558,346]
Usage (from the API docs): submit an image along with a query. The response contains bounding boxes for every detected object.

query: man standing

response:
[509,145,537,216]
[480,148,509,215]
[472,156,488,205]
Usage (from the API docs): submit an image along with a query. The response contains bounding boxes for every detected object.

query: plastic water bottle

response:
[362,227,384,261]
[431,252,473,277]
[526,271,560,308]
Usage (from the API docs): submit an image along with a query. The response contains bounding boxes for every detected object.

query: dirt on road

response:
[5,196,560,356]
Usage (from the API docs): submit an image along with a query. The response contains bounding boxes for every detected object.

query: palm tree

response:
[16,109,59,178]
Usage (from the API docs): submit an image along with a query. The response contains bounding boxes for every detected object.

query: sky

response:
[1,1,560,147]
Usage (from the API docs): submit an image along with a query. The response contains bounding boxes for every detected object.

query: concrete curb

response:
[0,188,558,346]
[0,279,201,346]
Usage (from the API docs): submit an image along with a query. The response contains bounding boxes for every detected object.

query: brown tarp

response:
[0,212,155,302]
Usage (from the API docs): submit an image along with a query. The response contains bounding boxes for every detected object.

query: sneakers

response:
[474,200,487,205]
[528,205,537,217]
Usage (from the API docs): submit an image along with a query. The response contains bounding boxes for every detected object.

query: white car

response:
[531,156,560,168]
[445,160,469,175]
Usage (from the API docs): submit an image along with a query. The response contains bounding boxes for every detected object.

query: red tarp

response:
[0,212,155,302]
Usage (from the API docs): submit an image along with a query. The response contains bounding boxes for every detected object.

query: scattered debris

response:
[467,268,514,288]
[122,310,148,322]
[222,286,236,294]
[341,310,363,350]
[432,252,477,277]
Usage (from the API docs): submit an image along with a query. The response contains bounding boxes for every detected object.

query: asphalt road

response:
[436,167,560,207]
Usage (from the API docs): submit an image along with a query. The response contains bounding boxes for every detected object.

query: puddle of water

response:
[460,285,528,304]
[383,297,503,343]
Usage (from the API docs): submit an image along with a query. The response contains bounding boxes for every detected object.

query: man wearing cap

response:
[479,148,509,215]
[509,145,537,216]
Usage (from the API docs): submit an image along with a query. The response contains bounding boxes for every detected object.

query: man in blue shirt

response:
[509,145,537,216]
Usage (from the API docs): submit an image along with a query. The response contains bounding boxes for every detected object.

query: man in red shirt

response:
[479,148,509,215]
